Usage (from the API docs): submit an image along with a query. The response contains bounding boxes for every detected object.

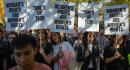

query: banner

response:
[4,0,27,31]
[50,1,75,33]
[104,4,129,35]
[27,0,51,30]
[78,3,99,32]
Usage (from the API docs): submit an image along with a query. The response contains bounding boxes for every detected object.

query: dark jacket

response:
[77,44,99,70]
[104,45,129,70]
[0,39,8,70]
[35,43,53,69]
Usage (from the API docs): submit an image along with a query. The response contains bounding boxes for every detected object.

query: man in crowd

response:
[95,27,109,70]
[9,34,51,70]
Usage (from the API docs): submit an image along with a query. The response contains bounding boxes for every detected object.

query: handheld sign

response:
[50,1,75,33]
[104,4,129,35]
[78,3,99,32]
[4,0,27,31]
[27,0,51,30]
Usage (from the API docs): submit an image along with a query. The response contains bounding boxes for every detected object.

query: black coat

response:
[0,39,8,70]
[77,44,99,70]
[104,45,129,70]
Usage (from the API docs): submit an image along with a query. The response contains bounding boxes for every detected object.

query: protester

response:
[51,32,75,70]
[95,28,109,70]
[0,29,8,70]
[46,29,52,43]
[35,30,53,69]
[9,34,51,70]
[104,34,128,70]
[71,32,84,70]
[8,32,18,43]
[76,32,99,70]
[70,29,79,46]
[6,32,18,69]
[125,34,130,53]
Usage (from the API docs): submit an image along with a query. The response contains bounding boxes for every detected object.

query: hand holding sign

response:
[114,51,121,59]
[58,46,63,57]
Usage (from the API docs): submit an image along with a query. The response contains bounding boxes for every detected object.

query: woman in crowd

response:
[71,32,84,70]
[51,32,75,70]
[104,34,129,70]
[73,32,84,51]
[77,32,99,70]
[35,30,53,69]
[46,29,52,43]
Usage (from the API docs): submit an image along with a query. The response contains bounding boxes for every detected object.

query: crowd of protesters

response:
[0,24,130,70]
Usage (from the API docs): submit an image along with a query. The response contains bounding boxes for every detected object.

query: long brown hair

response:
[82,32,98,47]
[51,32,62,45]
[37,30,48,47]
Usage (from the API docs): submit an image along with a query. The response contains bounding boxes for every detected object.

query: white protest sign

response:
[27,0,51,30]
[104,4,129,35]
[78,3,99,32]
[50,1,75,33]
[4,0,27,31]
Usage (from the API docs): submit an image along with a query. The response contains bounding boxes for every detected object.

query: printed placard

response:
[50,1,75,33]
[78,3,99,32]
[104,4,129,35]
[27,0,51,30]
[4,0,27,31]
